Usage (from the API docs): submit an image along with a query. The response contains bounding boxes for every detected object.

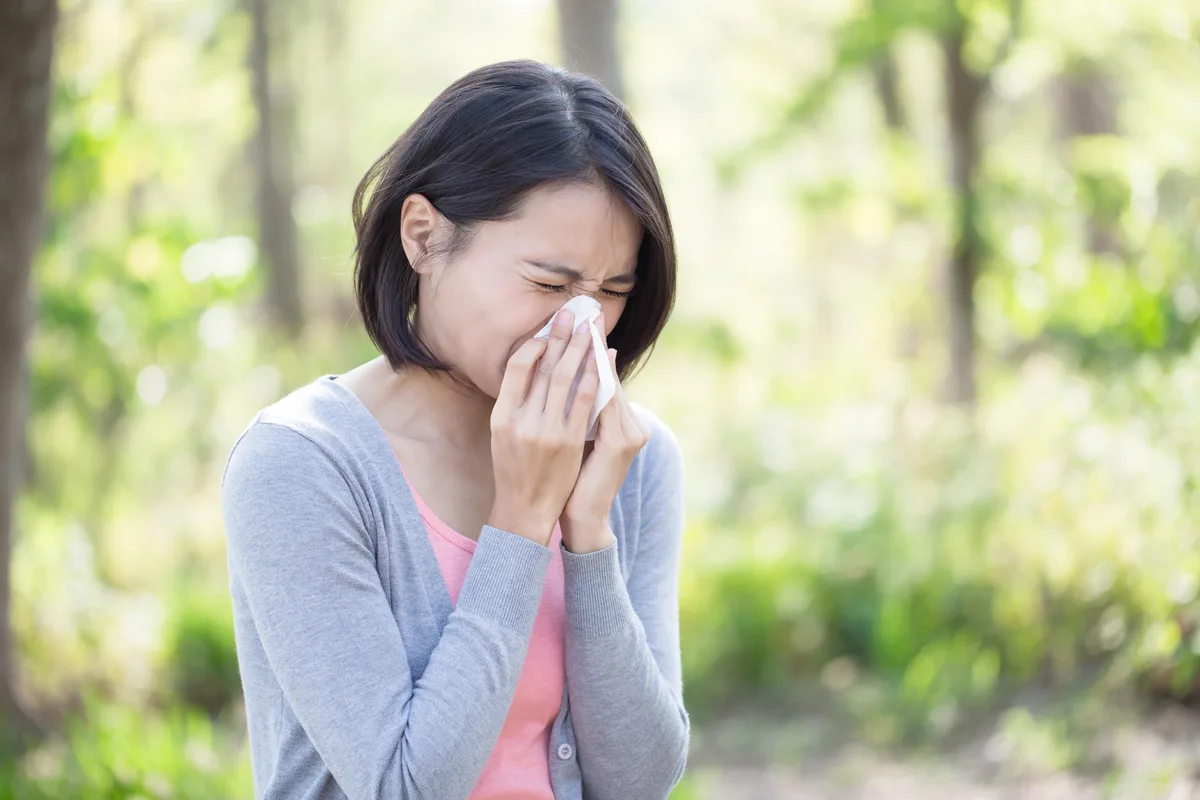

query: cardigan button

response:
[557,743,573,760]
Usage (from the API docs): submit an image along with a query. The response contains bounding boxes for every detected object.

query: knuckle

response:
[553,358,580,380]
[514,424,542,446]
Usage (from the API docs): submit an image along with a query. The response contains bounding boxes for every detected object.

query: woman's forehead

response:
[498,184,640,271]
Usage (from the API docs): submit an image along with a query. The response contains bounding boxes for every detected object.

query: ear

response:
[399,193,442,274]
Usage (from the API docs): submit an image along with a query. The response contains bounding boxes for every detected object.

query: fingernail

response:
[575,319,589,333]
[556,310,573,329]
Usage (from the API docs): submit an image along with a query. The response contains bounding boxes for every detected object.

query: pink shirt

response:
[399,464,566,799]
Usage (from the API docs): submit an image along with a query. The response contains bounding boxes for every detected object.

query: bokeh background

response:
[3,0,1200,797]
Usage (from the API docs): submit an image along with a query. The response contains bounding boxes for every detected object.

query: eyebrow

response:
[526,259,638,286]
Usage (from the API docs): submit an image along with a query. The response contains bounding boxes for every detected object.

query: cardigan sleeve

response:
[222,420,552,800]
[558,407,690,800]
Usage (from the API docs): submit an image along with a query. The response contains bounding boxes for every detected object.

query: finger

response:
[564,345,600,433]
[602,349,642,443]
[496,337,548,413]
[544,321,595,416]
[592,375,624,441]
[527,309,575,412]
[616,387,646,444]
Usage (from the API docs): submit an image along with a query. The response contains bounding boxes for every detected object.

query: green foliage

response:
[979,136,1200,367]
[667,772,702,800]
[681,345,1200,739]
[164,588,241,716]
[2,697,252,799]
[14,0,1200,788]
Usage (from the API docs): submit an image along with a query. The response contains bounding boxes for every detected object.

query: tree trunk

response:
[942,25,984,407]
[873,52,905,132]
[0,0,58,753]
[556,0,625,101]
[1057,65,1121,256]
[249,0,304,337]
[869,0,904,134]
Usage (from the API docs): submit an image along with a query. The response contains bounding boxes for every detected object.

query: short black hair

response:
[351,59,676,384]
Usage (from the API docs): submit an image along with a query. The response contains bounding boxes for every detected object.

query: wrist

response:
[560,518,615,554]
[487,505,556,547]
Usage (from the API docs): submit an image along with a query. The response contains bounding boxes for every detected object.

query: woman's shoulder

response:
[221,374,382,494]
[254,374,359,437]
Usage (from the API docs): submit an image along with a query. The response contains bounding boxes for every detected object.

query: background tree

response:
[556,0,625,100]
[0,0,59,753]
[249,0,304,338]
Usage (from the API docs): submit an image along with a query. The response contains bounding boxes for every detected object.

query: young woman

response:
[221,59,688,800]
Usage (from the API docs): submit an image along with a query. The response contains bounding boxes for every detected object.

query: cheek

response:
[483,313,546,397]
[600,297,627,338]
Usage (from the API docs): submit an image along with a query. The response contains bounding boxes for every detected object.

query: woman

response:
[221,59,688,800]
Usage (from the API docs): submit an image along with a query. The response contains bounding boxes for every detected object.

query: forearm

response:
[559,541,690,800]
[385,525,552,797]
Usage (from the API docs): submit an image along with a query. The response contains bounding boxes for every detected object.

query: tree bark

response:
[556,0,625,101]
[249,0,304,337]
[0,0,58,753]
[942,25,985,407]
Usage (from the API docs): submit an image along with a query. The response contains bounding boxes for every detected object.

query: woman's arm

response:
[222,420,551,800]
[560,411,690,800]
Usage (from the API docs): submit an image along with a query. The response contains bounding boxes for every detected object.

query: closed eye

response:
[534,282,632,299]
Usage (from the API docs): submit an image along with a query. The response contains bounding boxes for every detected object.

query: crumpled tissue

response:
[533,295,616,441]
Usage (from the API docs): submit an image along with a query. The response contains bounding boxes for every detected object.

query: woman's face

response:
[401,182,642,399]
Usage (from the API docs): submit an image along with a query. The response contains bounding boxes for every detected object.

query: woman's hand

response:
[560,348,651,553]
[488,310,601,547]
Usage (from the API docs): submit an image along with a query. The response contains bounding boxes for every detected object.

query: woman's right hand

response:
[488,308,600,546]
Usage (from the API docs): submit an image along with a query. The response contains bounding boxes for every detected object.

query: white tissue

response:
[533,295,616,441]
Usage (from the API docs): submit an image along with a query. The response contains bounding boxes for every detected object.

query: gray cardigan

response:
[220,374,689,800]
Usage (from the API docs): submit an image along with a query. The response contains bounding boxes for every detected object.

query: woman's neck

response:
[350,356,494,455]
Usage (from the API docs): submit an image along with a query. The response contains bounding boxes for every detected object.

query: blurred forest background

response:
[3,0,1200,796]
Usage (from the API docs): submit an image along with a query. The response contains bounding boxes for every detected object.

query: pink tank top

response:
[398,463,566,799]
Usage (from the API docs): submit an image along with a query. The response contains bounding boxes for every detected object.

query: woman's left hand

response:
[560,348,651,553]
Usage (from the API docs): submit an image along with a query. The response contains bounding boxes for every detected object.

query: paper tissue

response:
[533,295,616,441]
